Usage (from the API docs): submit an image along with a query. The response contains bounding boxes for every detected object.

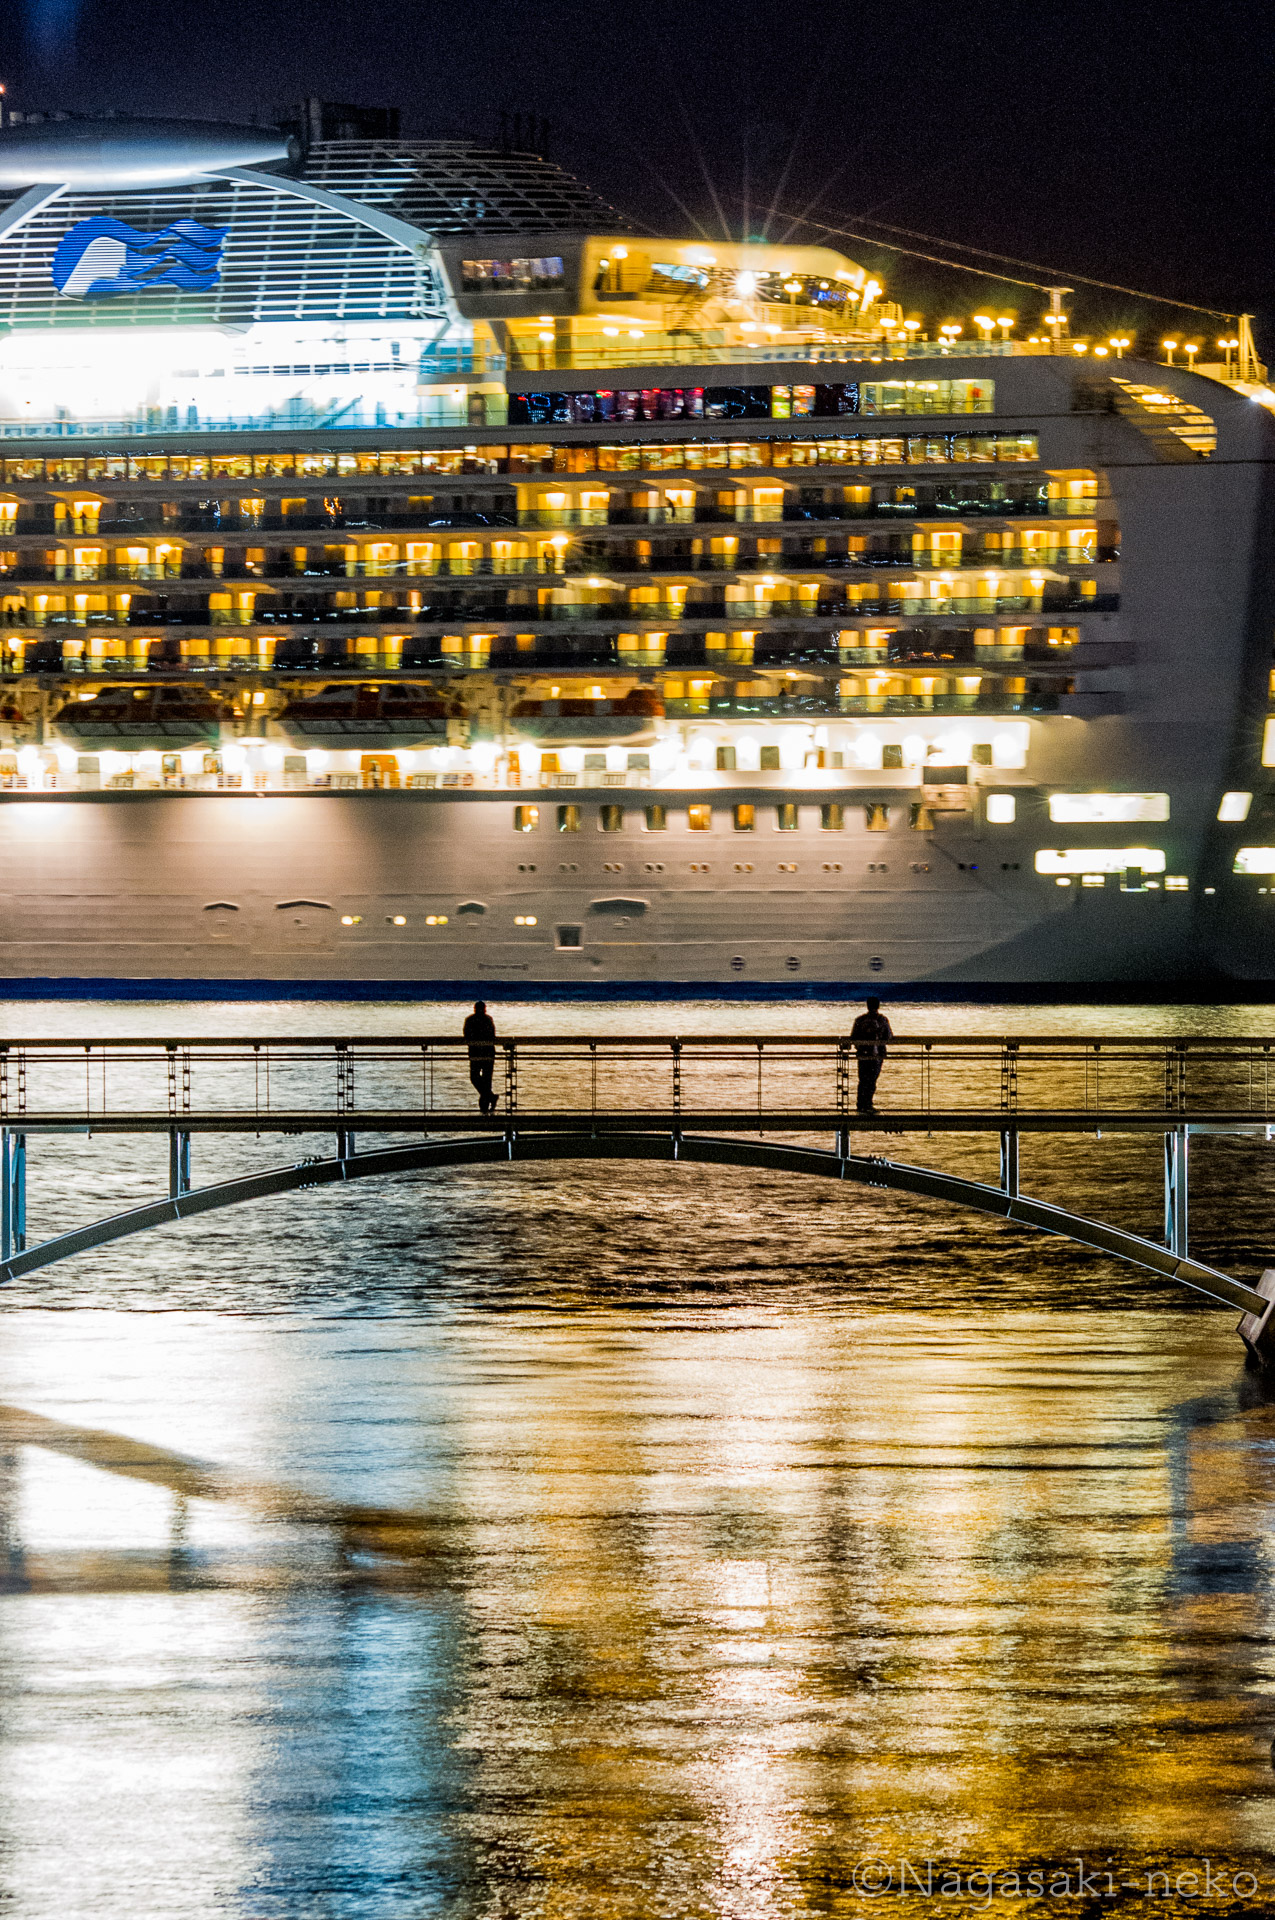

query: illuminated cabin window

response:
[461,255,565,292]
[513,806,539,832]
[1047,793,1169,824]
[687,805,713,831]
[776,804,799,831]
[1218,792,1252,822]
[557,805,582,832]
[821,804,845,830]
[733,804,755,832]
[644,805,667,832]
[986,795,1016,824]
[599,805,624,832]
[865,805,890,831]
[1035,848,1167,874]
[1233,849,1275,874]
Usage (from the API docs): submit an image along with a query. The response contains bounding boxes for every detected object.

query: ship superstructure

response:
[0,106,1271,992]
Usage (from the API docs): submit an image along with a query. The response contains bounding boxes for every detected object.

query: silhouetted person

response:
[463,1000,498,1114]
[850,997,892,1112]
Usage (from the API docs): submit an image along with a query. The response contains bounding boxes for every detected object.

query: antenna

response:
[1237,314,1261,384]
[1043,286,1072,351]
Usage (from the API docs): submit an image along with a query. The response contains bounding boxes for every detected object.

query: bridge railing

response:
[0,1035,1272,1129]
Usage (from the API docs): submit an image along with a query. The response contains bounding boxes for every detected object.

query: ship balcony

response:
[0,551,1117,589]
[0,630,1089,685]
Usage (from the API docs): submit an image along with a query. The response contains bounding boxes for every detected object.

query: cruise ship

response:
[0,100,1272,996]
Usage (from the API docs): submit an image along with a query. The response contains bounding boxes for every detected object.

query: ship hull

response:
[0,787,1258,996]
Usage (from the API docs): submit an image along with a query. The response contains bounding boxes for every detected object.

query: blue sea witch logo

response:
[51,215,228,301]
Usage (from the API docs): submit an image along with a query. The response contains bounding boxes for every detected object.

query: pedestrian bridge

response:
[1,1032,1273,1357]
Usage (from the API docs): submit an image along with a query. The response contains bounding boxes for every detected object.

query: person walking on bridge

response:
[849,997,892,1113]
[463,1000,499,1115]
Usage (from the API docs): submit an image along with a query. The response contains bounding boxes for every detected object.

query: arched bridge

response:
[1,1032,1274,1358]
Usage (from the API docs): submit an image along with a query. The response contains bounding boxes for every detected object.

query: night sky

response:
[8,0,1274,350]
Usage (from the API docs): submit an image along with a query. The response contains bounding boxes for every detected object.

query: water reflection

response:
[0,1308,1270,1911]
[0,1003,1271,1911]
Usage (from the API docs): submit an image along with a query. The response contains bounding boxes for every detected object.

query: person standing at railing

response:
[463,1000,499,1115]
[850,997,892,1112]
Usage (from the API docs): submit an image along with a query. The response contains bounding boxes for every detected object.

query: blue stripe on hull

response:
[0,975,1260,1003]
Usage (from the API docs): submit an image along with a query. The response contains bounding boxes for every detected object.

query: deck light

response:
[1184,343,1199,366]
[1162,339,1178,363]
[1093,345,1109,356]
[996,316,1014,337]
[612,246,628,259]
[1110,336,1130,357]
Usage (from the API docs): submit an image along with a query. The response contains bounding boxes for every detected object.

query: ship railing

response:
[508,339,1017,371]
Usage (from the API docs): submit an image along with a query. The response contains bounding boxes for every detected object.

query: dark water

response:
[2,1002,1275,1916]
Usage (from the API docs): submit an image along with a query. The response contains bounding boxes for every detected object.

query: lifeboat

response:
[276,683,451,749]
[508,688,663,741]
[53,684,231,750]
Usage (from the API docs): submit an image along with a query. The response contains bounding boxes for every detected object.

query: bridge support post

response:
[1239,1269,1275,1363]
[336,1130,355,1162]
[1164,1125,1188,1256]
[999,1129,1019,1198]
[168,1129,190,1201]
[1,1130,25,1258]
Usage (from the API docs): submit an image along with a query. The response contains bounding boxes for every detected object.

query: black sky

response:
[8,0,1275,348]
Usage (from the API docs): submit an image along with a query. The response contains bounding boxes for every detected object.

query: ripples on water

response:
[1,1000,1274,1916]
